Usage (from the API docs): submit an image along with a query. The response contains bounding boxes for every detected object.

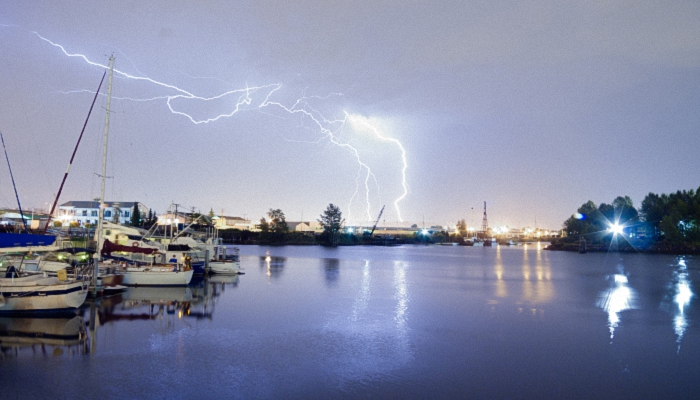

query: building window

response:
[82,210,88,216]
[105,210,112,218]
[124,211,130,218]
[91,210,97,216]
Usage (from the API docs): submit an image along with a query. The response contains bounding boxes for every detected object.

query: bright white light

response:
[421,229,428,235]
[609,223,623,235]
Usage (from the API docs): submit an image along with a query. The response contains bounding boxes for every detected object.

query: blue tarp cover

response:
[0,233,57,248]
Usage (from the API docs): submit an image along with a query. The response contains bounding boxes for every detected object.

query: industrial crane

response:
[367,205,385,236]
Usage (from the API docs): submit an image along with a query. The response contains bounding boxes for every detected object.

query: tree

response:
[267,209,288,233]
[318,204,342,245]
[563,200,599,237]
[258,218,269,233]
[456,219,467,236]
[131,204,141,227]
[209,208,215,219]
[319,204,342,234]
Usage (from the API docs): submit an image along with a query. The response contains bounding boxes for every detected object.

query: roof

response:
[219,216,247,221]
[59,201,141,208]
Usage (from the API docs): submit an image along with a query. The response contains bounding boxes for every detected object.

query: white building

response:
[56,201,148,226]
[286,221,324,233]
[213,216,254,231]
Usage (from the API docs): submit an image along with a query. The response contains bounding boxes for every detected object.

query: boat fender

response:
[133,242,140,247]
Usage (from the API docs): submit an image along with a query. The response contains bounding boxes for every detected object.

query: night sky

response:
[1,1,699,229]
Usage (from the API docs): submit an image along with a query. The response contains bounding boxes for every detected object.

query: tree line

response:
[556,187,700,253]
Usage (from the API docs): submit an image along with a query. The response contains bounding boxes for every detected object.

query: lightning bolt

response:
[28,31,409,223]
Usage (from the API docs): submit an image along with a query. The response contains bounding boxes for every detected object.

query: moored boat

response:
[119,265,194,286]
[0,268,88,313]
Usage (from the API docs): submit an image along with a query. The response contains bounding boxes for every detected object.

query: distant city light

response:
[421,229,429,235]
[574,213,585,220]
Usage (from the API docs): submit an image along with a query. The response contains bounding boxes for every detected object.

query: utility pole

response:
[481,201,489,238]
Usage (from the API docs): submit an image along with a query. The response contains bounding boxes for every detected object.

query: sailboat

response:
[0,268,88,313]
[0,128,89,313]
[93,57,193,287]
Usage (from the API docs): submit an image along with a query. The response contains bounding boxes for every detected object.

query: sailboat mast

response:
[0,131,28,233]
[94,56,114,287]
[44,71,106,233]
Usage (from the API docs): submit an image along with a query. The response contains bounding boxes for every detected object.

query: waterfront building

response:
[56,201,148,226]
[214,215,254,231]
[286,221,324,233]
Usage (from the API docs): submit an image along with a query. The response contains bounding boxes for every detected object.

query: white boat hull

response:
[0,275,88,312]
[121,267,194,286]
[208,261,240,275]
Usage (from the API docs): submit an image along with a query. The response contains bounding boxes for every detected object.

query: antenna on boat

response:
[93,55,115,293]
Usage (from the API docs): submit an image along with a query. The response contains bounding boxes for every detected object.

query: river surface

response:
[2,244,699,399]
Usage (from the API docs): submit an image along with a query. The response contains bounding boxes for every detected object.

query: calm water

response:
[2,244,699,399]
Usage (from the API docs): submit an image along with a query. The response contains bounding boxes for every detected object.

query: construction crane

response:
[367,205,385,236]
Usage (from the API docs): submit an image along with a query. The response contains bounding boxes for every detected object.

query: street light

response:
[609,222,623,236]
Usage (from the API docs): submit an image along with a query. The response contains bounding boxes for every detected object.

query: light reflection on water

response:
[350,260,371,322]
[597,272,638,341]
[2,246,700,398]
[393,260,411,364]
[672,258,693,352]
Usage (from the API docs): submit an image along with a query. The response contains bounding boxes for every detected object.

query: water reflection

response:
[670,258,693,352]
[260,253,286,280]
[0,315,87,358]
[323,258,340,286]
[494,245,507,298]
[528,244,554,304]
[351,260,371,322]
[80,275,238,354]
[597,271,638,342]
[393,260,411,364]
[208,274,240,286]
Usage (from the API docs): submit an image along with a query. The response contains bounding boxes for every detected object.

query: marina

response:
[3,245,700,398]
[1,2,699,398]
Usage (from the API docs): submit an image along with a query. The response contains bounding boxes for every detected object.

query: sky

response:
[1,1,699,229]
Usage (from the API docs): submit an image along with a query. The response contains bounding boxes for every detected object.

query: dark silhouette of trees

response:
[559,187,700,252]
[318,203,342,246]
[130,204,141,227]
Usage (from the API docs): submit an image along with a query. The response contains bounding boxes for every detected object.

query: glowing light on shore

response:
[609,222,623,235]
